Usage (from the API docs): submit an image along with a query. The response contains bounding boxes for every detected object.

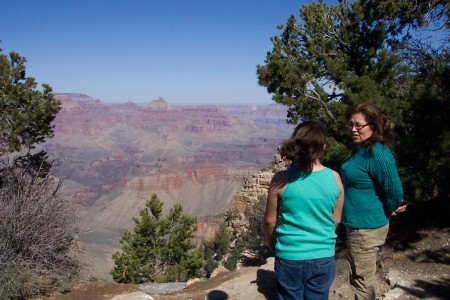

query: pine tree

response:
[256,0,449,199]
[0,48,61,153]
[0,48,79,298]
[111,194,203,283]
[202,223,230,277]
[0,47,61,174]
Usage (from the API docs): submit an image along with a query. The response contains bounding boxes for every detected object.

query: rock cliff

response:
[45,94,293,280]
[195,153,289,244]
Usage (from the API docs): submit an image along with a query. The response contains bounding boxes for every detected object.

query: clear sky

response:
[1,0,336,105]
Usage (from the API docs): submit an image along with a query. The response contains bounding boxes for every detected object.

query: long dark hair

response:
[279,121,326,172]
[344,102,394,152]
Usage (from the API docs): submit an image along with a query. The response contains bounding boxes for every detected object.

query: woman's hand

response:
[391,201,408,216]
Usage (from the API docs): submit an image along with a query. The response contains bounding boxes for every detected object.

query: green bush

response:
[201,223,231,276]
[111,194,203,283]
[203,258,219,277]
[223,245,244,271]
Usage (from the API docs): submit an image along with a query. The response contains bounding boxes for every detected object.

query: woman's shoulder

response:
[326,167,342,182]
[372,142,396,162]
[272,169,289,182]
[270,169,289,192]
[327,168,340,177]
[372,142,394,154]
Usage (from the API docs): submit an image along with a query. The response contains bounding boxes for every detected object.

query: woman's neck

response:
[312,159,324,171]
[293,159,324,171]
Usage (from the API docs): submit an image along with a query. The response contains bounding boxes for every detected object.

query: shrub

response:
[0,157,81,299]
[111,194,203,283]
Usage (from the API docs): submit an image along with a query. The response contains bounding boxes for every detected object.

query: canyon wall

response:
[44,94,293,280]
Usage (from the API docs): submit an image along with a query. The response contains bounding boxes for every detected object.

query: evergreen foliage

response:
[202,223,230,276]
[0,48,61,154]
[241,194,266,247]
[0,47,79,298]
[111,194,203,283]
[257,0,449,200]
[223,241,245,271]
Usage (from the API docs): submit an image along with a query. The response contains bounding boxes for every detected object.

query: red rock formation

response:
[48,93,293,217]
[126,165,230,194]
[195,220,221,246]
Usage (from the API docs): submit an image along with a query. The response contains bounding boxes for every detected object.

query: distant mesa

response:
[147,97,170,109]
[54,93,99,111]
[54,93,95,103]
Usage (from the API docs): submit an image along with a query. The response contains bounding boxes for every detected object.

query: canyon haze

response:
[43,94,293,280]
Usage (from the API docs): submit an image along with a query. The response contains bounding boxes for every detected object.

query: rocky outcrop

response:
[195,215,224,246]
[188,154,288,247]
[198,153,289,237]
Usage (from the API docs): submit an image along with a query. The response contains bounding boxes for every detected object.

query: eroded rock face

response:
[48,94,292,213]
[45,94,293,280]
[224,154,289,234]
[55,97,236,136]
[125,166,231,193]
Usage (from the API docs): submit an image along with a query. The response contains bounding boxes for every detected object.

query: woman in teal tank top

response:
[264,122,344,300]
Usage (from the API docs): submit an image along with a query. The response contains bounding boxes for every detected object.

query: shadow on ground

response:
[206,289,230,300]
[387,196,450,251]
[400,278,450,299]
[256,269,277,300]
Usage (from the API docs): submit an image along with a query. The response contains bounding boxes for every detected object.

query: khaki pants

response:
[346,224,389,300]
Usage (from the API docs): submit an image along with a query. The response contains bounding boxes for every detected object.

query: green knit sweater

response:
[341,143,403,229]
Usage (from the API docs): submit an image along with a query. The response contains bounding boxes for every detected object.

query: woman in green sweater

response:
[341,102,404,300]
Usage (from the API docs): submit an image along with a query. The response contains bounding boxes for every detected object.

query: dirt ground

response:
[36,197,450,300]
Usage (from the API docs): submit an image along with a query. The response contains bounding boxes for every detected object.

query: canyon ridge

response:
[43,94,294,280]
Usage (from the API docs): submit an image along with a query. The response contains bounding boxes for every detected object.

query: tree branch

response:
[305,89,337,123]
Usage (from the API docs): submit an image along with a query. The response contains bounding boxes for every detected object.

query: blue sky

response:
[1,1,336,105]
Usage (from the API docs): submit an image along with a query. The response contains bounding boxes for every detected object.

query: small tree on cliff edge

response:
[111,194,203,283]
[0,47,80,298]
[0,47,61,172]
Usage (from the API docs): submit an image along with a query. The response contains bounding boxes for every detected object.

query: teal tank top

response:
[275,166,340,260]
